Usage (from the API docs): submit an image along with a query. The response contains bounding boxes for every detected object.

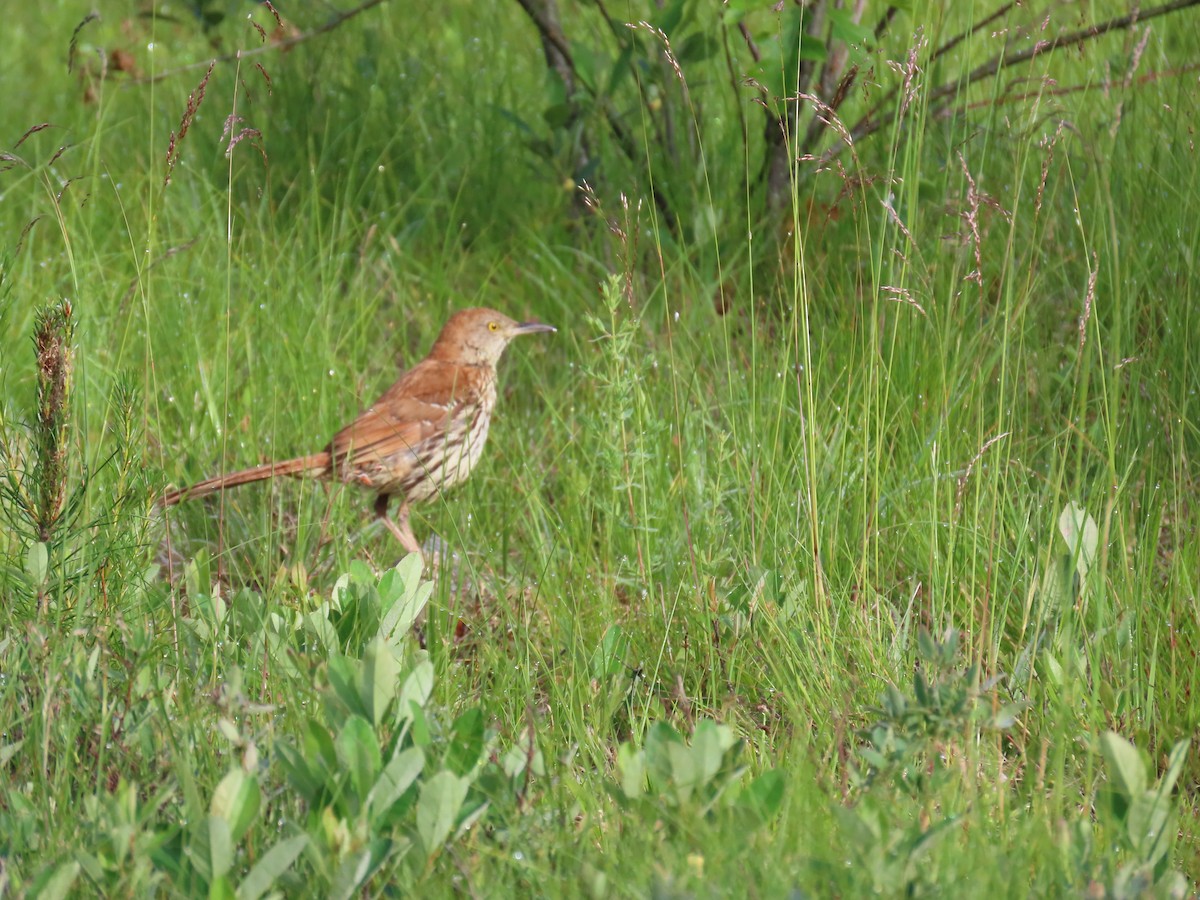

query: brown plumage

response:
[161,308,556,555]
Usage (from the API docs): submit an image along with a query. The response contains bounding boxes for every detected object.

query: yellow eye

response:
[488,321,499,332]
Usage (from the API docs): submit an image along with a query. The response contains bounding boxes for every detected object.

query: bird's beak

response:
[514,320,557,335]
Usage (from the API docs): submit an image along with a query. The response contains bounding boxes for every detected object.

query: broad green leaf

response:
[655,0,686,35]
[394,552,424,600]
[236,834,307,900]
[1058,501,1099,579]
[303,718,340,786]
[645,722,685,790]
[369,747,425,825]
[381,580,431,642]
[211,769,260,844]
[677,33,719,65]
[616,742,645,799]
[1126,792,1175,867]
[573,43,601,93]
[667,740,697,802]
[590,625,629,680]
[739,769,785,824]
[828,8,874,47]
[329,850,373,900]
[0,739,24,767]
[275,742,322,803]
[1100,731,1147,800]
[26,542,48,586]
[327,656,368,723]
[606,43,635,96]
[360,637,401,726]
[337,716,383,806]
[329,838,399,900]
[502,733,545,780]
[691,721,736,787]
[398,658,435,719]
[209,874,237,900]
[446,708,486,776]
[304,608,340,655]
[207,815,234,880]
[417,772,470,855]
[36,860,80,900]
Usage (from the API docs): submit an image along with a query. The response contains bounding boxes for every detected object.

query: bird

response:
[161,308,556,557]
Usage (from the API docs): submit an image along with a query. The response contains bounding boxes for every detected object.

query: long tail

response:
[160,452,331,507]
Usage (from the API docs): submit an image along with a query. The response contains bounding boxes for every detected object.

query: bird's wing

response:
[328,361,477,475]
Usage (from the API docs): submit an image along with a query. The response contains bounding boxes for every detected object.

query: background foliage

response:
[1,0,1199,894]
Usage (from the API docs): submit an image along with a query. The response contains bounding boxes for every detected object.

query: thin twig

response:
[128,0,391,86]
[831,0,1200,161]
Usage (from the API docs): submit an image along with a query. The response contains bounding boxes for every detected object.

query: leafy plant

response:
[853,628,1019,796]
[272,557,518,894]
[836,628,1020,894]
[612,719,784,832]
[1094,732,1191,898]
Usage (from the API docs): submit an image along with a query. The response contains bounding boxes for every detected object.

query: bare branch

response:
[129,0,391,86]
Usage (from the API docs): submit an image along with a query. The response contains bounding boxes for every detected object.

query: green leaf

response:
[337,716,383,806]
[360,637,401,726]
[1058,501,1099,579]
[616,742,646,799]
[502,732,544,781]
[644,722,685,791]
[1100,731,1147,801]
[417,771,470,856]
[35,861,80,900]
[236,834,307,900]
[209,874,237,900]
[590,625,629,680]
[207,815,234,880]
[328,848,373,900]
[380,579,431,642]
[211,769,260,845]
[667,740,697,802]
[609,43,638,97]
[327,656,367,723]
[573,43,600,93]
[394,551,424,597]
[26,542,48,587]
[677,33,719,65]
[828,8,874,47]
[1126,792,1175,867]
[0,739,24,767]
[368,747,425,826]
[1158,739,1191,797]
[398,658,435,720]
[446,708,486,776]
[739,769,785,825]
[655,0,686,35]
[328,838,399,900]
[691,720,737,788]
[275,742,322,804]
[303,718,340,788]
[304,607,340,655]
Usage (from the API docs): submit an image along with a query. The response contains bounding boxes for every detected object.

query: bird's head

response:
[430,307,556,366]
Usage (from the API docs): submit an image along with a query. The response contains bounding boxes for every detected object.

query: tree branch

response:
[128,0,392,86]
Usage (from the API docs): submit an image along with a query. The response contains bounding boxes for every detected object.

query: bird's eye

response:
[488,321,499,332]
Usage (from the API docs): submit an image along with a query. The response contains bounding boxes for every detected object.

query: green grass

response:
[1,0,1199,895]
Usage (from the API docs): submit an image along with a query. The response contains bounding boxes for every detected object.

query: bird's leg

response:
[374,494,422,557]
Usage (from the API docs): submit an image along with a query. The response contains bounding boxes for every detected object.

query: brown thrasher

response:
[161,308,556,555]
